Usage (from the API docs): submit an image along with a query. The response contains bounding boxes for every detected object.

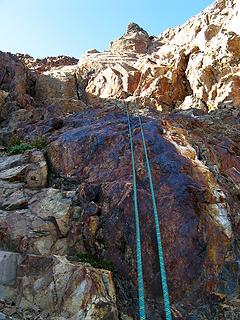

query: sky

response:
[0,0,214,59]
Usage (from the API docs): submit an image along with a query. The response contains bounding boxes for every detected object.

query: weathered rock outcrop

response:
[0,51,35,129]
[0,251,118,319]
[0,51,84,132]
[76,0,240,112]
[110,22,151,54]
[0,0,239,319]
[45,106,239,319]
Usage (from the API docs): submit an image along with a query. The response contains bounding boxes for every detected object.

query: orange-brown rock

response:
[75,0,240,112]
[0,252,118,319]
[34,65,86,118]
[110,22,151,54]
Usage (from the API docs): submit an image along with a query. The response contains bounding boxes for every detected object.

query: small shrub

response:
[6,134,48,155]
[8,142,34,155]
[72,252,115,272]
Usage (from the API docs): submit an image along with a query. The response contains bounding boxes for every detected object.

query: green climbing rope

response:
[124,102,172,319]
[126,107,146,320]
[137,114,172,320]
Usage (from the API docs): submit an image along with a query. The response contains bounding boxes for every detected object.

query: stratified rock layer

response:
[76,0,240,112]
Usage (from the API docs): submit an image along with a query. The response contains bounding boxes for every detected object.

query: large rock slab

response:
[47,108,236,318]
[0,154,28,172]
[0,188,73,255]
[0,151,47,187]
[0,164,29,182]
[0,252,118,319]
[0,251,20,286]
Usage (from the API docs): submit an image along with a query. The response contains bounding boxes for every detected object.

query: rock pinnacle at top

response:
[126,22,148,35]
[109,22,150,54]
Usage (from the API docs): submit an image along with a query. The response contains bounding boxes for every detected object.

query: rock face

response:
[0,51,80,132]
[46,107,239,319]
[76,0,240,111]
[34,65,86,118]
[0,51,35,129]
[0,252,118,319]
[0,0,240,319]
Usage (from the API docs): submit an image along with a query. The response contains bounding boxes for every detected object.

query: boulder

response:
[0,251,22,300]
[0,164,29,182]
[1,189,29,210]
[29,188,73,237]
[0,187,73,255]
[0,252,118,320]
[0,151,47,186]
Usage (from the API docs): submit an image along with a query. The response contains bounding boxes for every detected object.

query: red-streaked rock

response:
[46,108,235,318]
